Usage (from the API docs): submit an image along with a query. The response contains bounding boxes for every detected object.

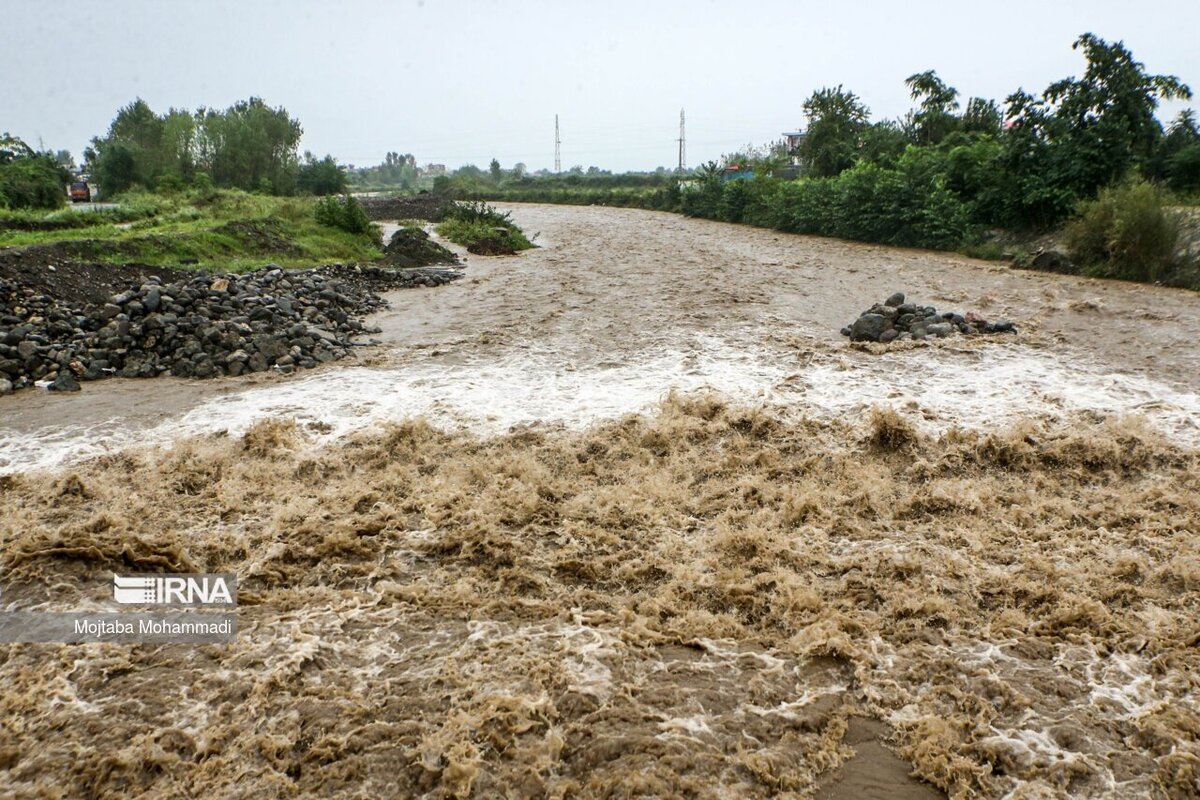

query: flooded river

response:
[1,205,1198,798]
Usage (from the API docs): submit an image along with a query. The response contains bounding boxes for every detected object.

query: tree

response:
[297,152,347,195]
[489,158,502,181]
[1041,33,1191,194]
[1149,109,1200,191]
[90,143,137,195]
[905,70,961,145]
[87,97,304,195]
[799,86,870,177]
[996,34,1192,228]
[197,97,302,193]
[859,121,910,167]
[960,98,1003,136]
[159,108,196,182]
[0,133,34,164]
[86,98,163,192]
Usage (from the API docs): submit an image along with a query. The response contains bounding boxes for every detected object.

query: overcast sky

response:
[3,0,1197,171]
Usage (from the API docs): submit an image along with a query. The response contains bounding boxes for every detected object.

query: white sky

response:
[2,0,1197,171]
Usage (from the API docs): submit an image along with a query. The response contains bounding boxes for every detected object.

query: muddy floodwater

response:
[1,205,1199,798]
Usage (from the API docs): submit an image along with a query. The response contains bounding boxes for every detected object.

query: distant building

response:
[721,163,754,182]
[782,131,807,166]
[421,163,447,177]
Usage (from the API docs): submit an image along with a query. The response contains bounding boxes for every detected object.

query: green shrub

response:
[1065,179,1181,283]
[1166,144,1200,193]
[774,178,837,234]
[436,201,534,254]
[315,194,373,235]
[717,179,754,223]
[0,155,69,210]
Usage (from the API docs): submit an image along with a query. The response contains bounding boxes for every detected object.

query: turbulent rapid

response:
[1,204,1198,798]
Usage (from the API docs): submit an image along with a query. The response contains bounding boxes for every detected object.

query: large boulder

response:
[849,314,890,342]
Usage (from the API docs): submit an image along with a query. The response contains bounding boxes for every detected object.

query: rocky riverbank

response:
[841,292,1017,343]
[0,262,461,394]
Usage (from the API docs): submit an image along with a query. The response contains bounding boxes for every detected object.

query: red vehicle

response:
[68,181,90,203]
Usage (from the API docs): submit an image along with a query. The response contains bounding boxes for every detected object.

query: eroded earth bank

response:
[1,205,1199,798]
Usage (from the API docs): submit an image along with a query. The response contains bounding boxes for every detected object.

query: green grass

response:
[0,189,382,271]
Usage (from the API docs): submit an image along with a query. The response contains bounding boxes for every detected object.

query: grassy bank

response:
[0,189,382,272]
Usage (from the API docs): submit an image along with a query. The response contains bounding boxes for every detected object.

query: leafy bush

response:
[315,194,373,236]
[1065,179,1181,283]
[1166,144,1200,193]
[191,172,218,202]
[436,201,534,254]
[0,154,70,210]
[717,178,754,223]
[773,178,837,235]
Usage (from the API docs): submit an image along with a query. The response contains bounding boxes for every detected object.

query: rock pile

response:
[841,292,1017,343]
[381,228,459,269]
[0,263,462,394]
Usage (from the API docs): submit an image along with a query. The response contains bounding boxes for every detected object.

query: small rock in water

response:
[48,371,80,392]
[927,322,954,338]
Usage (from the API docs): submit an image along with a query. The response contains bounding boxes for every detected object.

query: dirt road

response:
[2,206,1199,799]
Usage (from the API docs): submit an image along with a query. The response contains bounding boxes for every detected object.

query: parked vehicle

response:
[68,181,90,203]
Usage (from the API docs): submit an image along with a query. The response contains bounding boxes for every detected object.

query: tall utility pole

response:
[554,115,561,173]
[677,108,686,173]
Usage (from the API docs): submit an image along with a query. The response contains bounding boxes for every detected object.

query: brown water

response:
[1,205,1199,798]
[2,205,1198,474]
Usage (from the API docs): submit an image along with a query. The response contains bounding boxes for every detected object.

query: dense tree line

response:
[664,35,1199,286]
[721,33,1193,236]
[85,98,347,197]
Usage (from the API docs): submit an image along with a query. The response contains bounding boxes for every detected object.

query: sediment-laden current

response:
[1,205,1198,798]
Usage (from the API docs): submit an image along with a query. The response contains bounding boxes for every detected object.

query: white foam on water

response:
[1,334,1197,474]
[791,342,1200,444]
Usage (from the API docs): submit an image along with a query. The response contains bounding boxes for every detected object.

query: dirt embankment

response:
[0,247,188,306]
[357,193,453,222]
